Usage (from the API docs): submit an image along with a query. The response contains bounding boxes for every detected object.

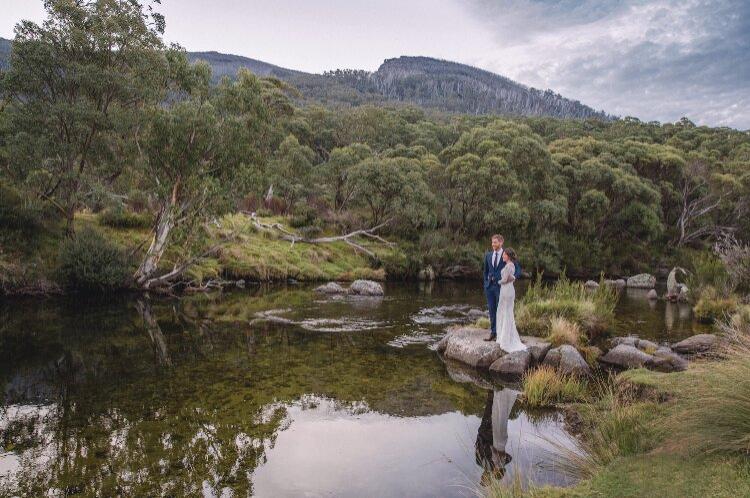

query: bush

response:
[0,182,45,236]
[99,206,153,229]
[693,287,739,323]
[522,366,588,407]
[686,253,733,300]
[57,228,133,291]
[715,236,750,293]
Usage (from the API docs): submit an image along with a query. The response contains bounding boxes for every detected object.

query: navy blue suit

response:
[483,249,506,337]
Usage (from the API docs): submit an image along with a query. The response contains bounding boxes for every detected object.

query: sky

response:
[2,0,748,129]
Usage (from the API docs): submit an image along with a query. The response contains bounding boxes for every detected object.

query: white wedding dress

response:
[496,262,527,353]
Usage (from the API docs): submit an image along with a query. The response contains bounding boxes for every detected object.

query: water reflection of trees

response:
[1,295,487,495]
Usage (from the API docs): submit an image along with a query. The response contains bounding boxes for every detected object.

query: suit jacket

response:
[483,249,506,289]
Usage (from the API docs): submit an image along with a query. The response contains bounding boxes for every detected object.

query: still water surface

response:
[0,281,704,497]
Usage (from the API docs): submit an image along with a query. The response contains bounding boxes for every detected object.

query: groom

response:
[483,234,505,341]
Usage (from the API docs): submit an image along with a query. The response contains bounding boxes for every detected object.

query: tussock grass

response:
[546,317,582,346]
[669,312,750,454]
[522,366,588,408]
[517,274,617,338]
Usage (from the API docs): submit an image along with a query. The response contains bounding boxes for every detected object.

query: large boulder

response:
[542,345,591,377]
[600,344,654,369]
[626,273,656,289]
[314,282,347,294]
[489,350,531,377]
[441,327,506,368]
[520,336,552,363]
[672,334,718,354]
[348,279,384,296]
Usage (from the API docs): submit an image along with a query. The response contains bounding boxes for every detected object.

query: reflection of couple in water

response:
[475,388,520,483]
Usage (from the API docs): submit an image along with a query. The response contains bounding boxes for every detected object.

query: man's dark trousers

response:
[485,283,500,337]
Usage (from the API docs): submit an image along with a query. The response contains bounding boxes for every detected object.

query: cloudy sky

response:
[2,0,748,128]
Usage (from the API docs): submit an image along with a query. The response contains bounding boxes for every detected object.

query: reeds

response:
[522,366,588,408]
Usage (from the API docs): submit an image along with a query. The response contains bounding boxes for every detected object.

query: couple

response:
[482,234,526,353]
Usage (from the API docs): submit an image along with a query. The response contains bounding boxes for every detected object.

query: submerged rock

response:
[626,273,656,289]
[314,282,347,294]
[489,349,531,377]
[542,345,591,377]
[439,327,506,368]
[348,280,384,296]
[672,334,718,354]
[520,336,552,364]
[600,344,654,369]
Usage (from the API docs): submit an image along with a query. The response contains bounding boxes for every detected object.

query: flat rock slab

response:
[489,350,531,377]
[672,334,718,354]
[442,327,506,368]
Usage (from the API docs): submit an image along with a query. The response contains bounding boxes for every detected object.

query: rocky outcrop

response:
[348,280,385,296]
[489,350,531,377]
[672,334,718,354]
[600,344,654,369]
[626,273,656,289]
[314,282,347,294]
[542,345,591,377]
[520,336,552,363]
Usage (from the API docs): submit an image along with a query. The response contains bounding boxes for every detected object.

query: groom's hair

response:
[492,234,504,242]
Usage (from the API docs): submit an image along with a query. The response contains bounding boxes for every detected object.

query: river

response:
[0,281,706,497]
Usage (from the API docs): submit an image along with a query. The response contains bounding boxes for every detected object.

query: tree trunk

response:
[135,204,176,286]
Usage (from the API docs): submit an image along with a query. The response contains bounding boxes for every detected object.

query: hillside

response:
[0,37,611,120]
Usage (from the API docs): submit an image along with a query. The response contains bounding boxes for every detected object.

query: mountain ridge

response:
[0,37,612,120]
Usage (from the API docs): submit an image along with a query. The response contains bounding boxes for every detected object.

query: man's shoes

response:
[484,335,496,341]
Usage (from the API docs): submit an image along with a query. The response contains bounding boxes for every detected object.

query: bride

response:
[496,248,526,353]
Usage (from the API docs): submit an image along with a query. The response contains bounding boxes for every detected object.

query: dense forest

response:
[0,1,749,296]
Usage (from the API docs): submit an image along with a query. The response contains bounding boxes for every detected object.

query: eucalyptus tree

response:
[134,66,289,288]
[1,0,168,235]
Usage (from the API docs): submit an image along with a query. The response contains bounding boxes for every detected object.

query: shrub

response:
[693,287,739,323]
[686,253,733,300]
[715,236,750,293]
[57,227,132,292]
[522,366,588,408]
[99,206,153,229]
[0,182,45,236]
[546,316,582,346]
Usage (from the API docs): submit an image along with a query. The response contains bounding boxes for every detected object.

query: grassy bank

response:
[1,211,400,295]
[481,309,750,498]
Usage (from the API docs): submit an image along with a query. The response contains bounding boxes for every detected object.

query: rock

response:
[542,345,591,377]
[520,271,531,279]
[441,327,506,368]
[348,279,384,296]
[435,334,450,353]
[609,336,658,353]
[584,280,600,288]
[646,349,688,372]
[603,279,627,288]
[489,349,532,377]
[665,267,687,300]
[418,266,436,281]
[647,289,658,300]
[441,265,478,279]
[520,336,552,363]
[467,309,488,321]
[599,344,654,369]
[672,334,718,354]
[235,279,246,288]
[678,284,689,303]
[314,282,347,294]
[626,273,656,289]
[443,358,494,389]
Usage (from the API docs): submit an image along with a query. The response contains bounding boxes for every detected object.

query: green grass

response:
[521,366,588,408]
[517,274,617,338]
